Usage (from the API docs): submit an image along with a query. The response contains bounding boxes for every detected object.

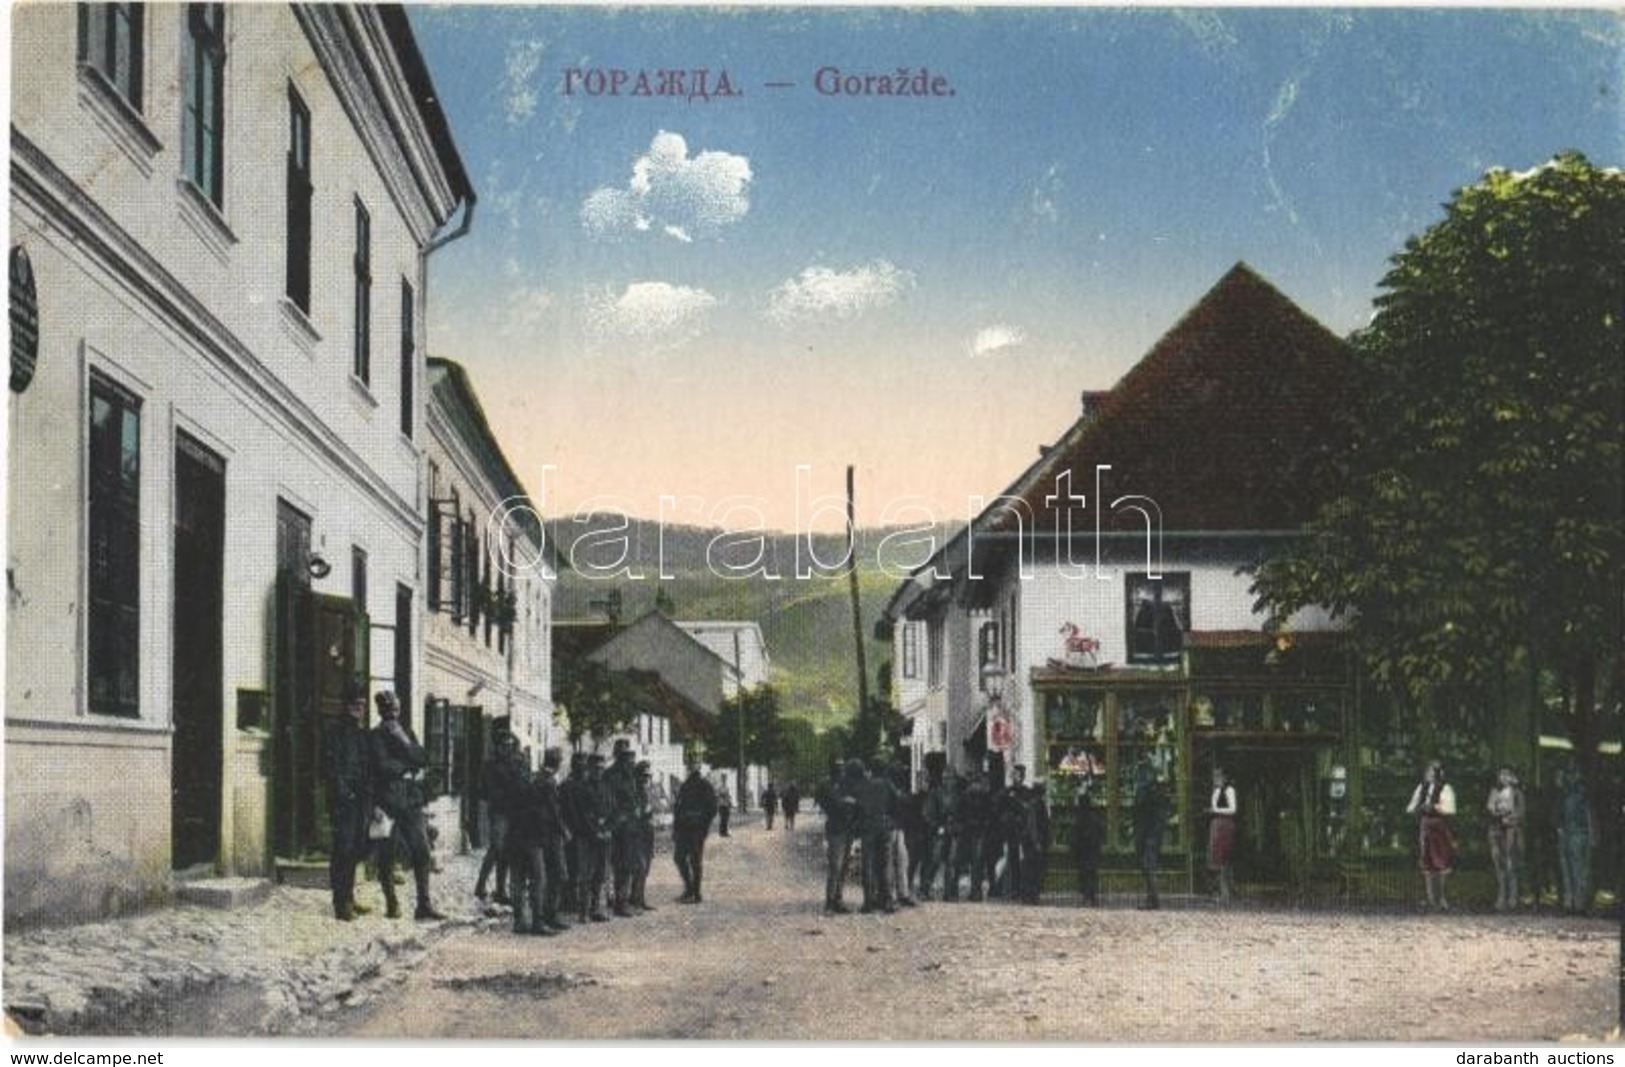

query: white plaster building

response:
[6,4,472,925]
[883,265,1356,890]
[420,357,555,855]
[677,620,771,695]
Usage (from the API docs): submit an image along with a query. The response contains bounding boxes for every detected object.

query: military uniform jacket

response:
[673,774,718,835]
[957,784,993,832]
[603,758,641,833]
[510,771,562,848]
[325,716,371,810]
[483,748,528,818]
[924,778,957,833]
[574,775,611,842]
[559,775,587,842]
[857,775,898,837]
[370,718,427,817]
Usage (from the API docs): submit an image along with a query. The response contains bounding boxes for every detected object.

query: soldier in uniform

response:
[673,761,718,903]
[816,761,856,914]
[955,768,993,902]
[858,759,898,913]
[762,782,778,830]
[1132,757,1169,910]
[569,753,611,922]
[604,738,642,917]
[1019,769,1051,902]
[534,747,570,931]
[558,752,587,915]
[325,681,372,921]
[630,760,657,911]
[370,691,445,921]
[782,781,801,830]
[1069,774,1106,906]
[920,755,956,901]
[475,727,526,906]
[506,747,557,936]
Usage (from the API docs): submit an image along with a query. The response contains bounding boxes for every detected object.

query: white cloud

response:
[503,39,545,125]
[586,282,717,343]
[970,324,1026,358]
[581,131,752,241]
[766,260,914,325]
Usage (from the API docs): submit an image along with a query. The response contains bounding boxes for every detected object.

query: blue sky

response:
[411,5,1622,531]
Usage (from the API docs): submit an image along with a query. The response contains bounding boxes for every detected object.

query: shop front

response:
[1034,631,1353,899]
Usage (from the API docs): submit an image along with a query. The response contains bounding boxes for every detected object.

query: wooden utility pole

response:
[846,465,870,748]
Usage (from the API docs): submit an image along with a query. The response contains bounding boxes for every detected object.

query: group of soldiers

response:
[478,737,724,935]
[477,736,662,935]
[324,684,446,923]
[816,752,1052,914]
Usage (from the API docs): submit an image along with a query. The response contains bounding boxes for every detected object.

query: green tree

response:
[553,655,637,747]
[1254,152,1624,777]
[708,684,793,770]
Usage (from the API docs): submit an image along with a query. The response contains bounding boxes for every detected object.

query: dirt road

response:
[329,816,1619,1041]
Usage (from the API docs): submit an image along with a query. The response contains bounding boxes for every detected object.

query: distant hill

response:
[547,516,957,732]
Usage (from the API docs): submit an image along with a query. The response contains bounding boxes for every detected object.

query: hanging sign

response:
[10,246,39,394]
[988,710,1014,751]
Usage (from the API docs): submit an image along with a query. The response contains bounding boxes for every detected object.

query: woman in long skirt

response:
[1405,760,1456,911]
[1207,766,1238,903]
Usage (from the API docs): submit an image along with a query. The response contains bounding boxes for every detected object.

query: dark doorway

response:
[1199,743,1320,890]
[273,499,315,857]
[271,502,367,858]
[172,433,225,870]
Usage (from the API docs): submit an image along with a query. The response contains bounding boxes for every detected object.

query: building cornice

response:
[293,6,463,246]
[11,129,423,539]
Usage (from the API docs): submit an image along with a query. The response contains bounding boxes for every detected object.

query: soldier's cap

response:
[635,760,651,775]
[613,739,634,757]
[373,691,399,716]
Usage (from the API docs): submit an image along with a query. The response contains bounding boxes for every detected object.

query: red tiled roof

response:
[1001,263,1352,533]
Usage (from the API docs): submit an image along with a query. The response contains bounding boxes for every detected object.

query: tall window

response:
[88,373,142,717]
[399,279,415,437]
[1126,572,1190,665]
[284,86,312,311]
[78,3,144,110]
[900,622,920,679]
[182,4,225,207]
[352,199,372,384]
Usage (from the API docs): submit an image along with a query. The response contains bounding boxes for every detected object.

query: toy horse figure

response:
[1060,622,1100,669]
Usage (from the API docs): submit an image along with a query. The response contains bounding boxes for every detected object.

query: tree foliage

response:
[553,655,637,746]
[707,684,793,770]
[1254,152,1623,758]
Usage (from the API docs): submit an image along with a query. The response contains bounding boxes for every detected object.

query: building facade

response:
[6,3,472,925]
[420,357,555,855]
[884,264,1360,893]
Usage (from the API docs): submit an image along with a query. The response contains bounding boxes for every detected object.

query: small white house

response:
[883,264,1356,890]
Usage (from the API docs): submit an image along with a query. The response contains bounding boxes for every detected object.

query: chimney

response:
[1080,390,1108,424]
